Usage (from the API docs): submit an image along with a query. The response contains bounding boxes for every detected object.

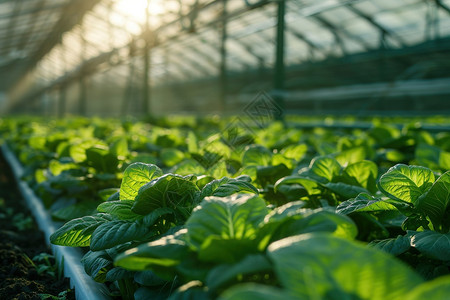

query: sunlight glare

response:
[114,0,165,24]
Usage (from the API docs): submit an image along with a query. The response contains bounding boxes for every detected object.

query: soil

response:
[0,151,76,300]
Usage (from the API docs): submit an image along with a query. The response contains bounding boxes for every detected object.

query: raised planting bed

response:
[0,116,449,299]
[0,147,75,300]
[1,144,111,300]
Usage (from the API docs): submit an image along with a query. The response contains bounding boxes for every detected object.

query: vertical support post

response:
[79,23,87,115]
[60,41,67,116]
[122,42,136,113]
[79,76,87,115]
[59,86,66,118]
[426,0,440,40]
[273,0,286,119]
[142,1,151,115]
[218,0,228,113]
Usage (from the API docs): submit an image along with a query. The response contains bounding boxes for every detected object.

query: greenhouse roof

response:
[1,0,450,95]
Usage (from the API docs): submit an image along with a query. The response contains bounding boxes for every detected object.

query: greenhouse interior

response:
[0,0,449,299]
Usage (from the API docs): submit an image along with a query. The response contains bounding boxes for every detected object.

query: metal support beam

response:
[79,77,87,115]
[15,0,47,52]
[312,14,373,51]
[79,23,87,115]
[58,86,66,118]
[1,0,102,94]
[346,4,407,48]
[219,0,228,112]
[1,0,23,56]
[11,0,272,108]
[435,0,450,16]
[122,43,136,114]
[274,0,286,118]
[426,0,440,40]
[142,3,151,115]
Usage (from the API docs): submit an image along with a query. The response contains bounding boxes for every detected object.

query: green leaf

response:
[264,201,308,223]
[110,137,129,158]
[187,131,198,153]
[51,201,99,221]
[135,287,171,300]
[271,153,295,170]
[48,159,77,176]
[268,233,423,300]
[439,151,450,170]
[333,146,366,166]
[133,174,199,215]
[200,177,258,199]
[142,207,175,227]
[406,275,450,300]
[309,156,341,183]
[242,145,272,166]
[410,231,450,261]
[279,210,358,240]
[206,254,272,291]
[280,144,308,161]
[29,135,46,149]
[105,267,135,282]
[97,200,142,221]
[90,220,156,251]
[416,171,450,230]
[120,162,163,200]
[368,235,411,256]
[69,141,94,163]
[115,232,189,271]
[161,148,185,167]
[208,160,229,179]
[134,270,167,286]
[324,182,368,199]
[336,193,397,215]
[168,281,210,300]
[130,153,158,165]
[81,250,112,283]
[186,194,268,250]
[172,159,206,176]
[259,208,357,251]
[220,283,297,300]
[98,188,120,201]
[342,160,378,193]
[50,214,113,247]
[378,164,435,205]
[274,176,320,195]
[85,146,119,173]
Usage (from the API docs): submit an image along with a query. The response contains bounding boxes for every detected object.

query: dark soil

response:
[0,152,75,300]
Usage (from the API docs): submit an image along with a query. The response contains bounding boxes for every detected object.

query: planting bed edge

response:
[1,143,112,300]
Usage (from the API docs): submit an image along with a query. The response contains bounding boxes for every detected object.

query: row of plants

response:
[0,116,449,299]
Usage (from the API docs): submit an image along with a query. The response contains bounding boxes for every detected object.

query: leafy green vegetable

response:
[308,156,341,183]
[120,163,163,200]
[186,194,268,263]
[200,176,258,198]
[133,174,199,216]
[220,284,296,300]
[267,233,423,300]
[337,193,397,215]
[378,164,435,205]
[242,145,272,166]
[115,231,190,272]
[50,214,113,247]
[90,219,156,251]
[406,275,450,300]
[369,235,411,256]
[409,231,450,261]
[415,171,450,231]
